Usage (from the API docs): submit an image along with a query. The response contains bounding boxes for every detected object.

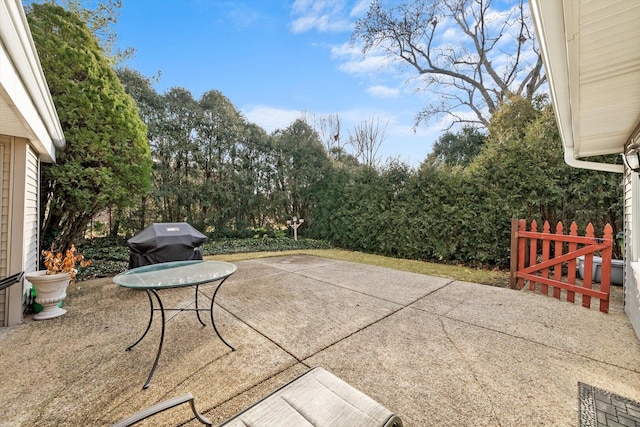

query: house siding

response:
[24,144,39,275]
[1,1,63,327]
[625,169,640,338]
[0,137,39,326]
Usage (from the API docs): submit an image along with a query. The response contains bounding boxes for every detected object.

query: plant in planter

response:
[25,245,91,320]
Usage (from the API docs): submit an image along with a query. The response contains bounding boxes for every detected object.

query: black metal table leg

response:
[126,290,155,351]
[143,289,166,389]
[210,276,235,351]
[194,284,206,327]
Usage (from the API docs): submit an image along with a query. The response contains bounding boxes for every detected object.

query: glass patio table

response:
[113,260,237,389]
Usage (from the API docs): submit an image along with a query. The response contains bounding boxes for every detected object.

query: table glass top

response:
[113,260,237,289]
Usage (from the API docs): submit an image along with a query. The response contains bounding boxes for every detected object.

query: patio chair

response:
[0,272,24,291]
[112,367,402,426]
[218,367,403,426]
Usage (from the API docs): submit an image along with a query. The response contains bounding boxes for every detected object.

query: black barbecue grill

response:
[127,223,208,269]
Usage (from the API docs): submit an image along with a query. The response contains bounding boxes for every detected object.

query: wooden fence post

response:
[529,220,538,291]
[600,224,613,313]
[510,218,519,289]
[541,221,551,296]
[553,222,563,299]
[567,222,578,303]
[518,219,526,289]
[583,223,595,308]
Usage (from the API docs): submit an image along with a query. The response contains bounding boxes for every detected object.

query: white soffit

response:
[572,0,640,157]
[0,85,33,138]
[531,0,640,172]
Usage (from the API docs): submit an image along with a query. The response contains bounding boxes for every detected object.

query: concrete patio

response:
[1,255,639,426]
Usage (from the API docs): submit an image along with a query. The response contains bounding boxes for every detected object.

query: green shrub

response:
[74,237,333,280]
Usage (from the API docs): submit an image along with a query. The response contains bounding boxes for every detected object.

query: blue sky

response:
[115,0,440,166]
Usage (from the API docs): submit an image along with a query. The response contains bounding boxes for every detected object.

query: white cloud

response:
[441,27,460,42]
[290,0,353,33]
[241,105,305,134]
[367,85,399,98]
[290,15,352,33]
[349,0,370,18]
[339,54,389,74]
[332,41,394,74]
[220,4,261,29]
[378,115,442,165]
[330,41,360,58]
[432,109,482,130]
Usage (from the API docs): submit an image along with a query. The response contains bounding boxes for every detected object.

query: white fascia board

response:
[0,0,64,158]
[529,0,623,174]
[0,44,55,162]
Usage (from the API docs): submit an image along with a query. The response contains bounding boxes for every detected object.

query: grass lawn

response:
[207,248,510,287]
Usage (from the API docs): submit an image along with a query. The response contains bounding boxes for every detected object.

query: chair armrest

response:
[111,393,211,427]
[384,414,404,427]
[0,272,23,291]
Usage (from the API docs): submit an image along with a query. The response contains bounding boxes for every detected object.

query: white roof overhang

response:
[529,0,640,173]
[0,0,64,163]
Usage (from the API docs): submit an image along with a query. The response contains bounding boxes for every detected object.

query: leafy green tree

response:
[271,119,331,223]
[151,87,200,222]
[27,3,151,250]
[35,0,134,63]
[117,75,284,237]
[194,90,245,233]
[426,126,486,167]
[116,68,163,124]
[327,146,360,168]
[234,123,275,231]
[114,68,163,233]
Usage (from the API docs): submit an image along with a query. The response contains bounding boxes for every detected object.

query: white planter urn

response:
[25,271,70,320]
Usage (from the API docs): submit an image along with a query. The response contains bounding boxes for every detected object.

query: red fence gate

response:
[509,219,613,313]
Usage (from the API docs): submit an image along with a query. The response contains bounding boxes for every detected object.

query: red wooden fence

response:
[509,219,613,313]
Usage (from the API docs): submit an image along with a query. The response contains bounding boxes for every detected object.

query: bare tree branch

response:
[352,0,545,129]
[348,118,388,168]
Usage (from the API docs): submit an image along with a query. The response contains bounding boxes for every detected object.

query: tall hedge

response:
[27,3,152,250]
[308,96,622,267]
